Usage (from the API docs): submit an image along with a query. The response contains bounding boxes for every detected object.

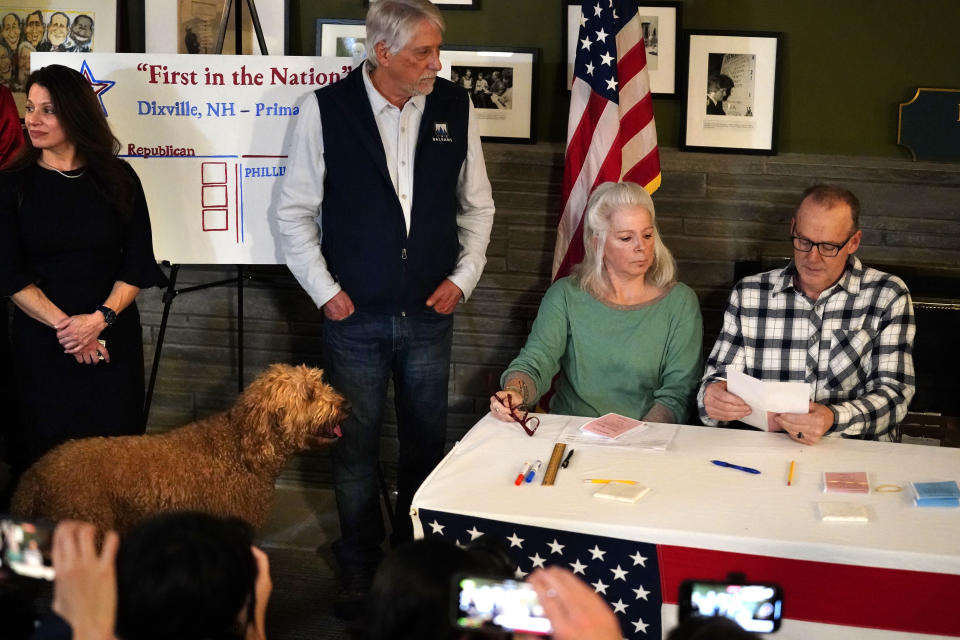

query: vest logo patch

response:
[432,122,453,142]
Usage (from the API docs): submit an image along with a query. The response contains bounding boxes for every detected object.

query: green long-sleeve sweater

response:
[502,277,704,422]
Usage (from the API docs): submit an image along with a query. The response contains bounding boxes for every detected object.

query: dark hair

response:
[115,512,258,640]
[800,183,861,231]
[708,73,735,92]
[49,11,69,25]
[361,536,514,640]
[8,64,135,215]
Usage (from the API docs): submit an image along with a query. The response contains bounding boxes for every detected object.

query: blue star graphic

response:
[79,60,115,116]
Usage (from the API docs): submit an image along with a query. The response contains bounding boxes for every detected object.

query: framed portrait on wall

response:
[439,46,538,143]
[681,30,782,155]
[565,1,680,95]
[0,1,117,109]
[636,2,681,96]
[144,0,288,55]
[315,18,365,62]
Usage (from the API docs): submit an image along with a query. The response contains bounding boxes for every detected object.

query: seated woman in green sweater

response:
[490,181,703,425]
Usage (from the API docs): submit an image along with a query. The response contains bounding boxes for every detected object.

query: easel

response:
[143,0,267,424]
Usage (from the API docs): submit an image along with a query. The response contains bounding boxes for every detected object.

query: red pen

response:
[515,461,531,486]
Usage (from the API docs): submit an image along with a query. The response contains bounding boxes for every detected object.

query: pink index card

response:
[580,413,646,439]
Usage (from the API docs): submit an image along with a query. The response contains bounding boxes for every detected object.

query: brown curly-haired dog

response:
[11,363,346,533]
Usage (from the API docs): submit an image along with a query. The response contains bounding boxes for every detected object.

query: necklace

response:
[38,159,86,179]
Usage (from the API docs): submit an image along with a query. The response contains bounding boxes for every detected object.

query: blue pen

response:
[711,459,761,475]
[525,459,542,483]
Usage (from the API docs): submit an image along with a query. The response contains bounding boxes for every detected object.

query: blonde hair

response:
[572,181,676,297]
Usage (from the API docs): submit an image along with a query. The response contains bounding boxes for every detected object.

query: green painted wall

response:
[124,0,960,157]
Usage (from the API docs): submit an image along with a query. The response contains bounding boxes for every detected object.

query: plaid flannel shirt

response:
[698,257,915,440]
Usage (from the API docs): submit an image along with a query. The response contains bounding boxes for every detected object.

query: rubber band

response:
[874,484,903,493]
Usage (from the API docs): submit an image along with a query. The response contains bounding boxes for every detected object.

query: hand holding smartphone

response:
[452,575,553,636]
[678,579,783,633]
[1,516,56,581]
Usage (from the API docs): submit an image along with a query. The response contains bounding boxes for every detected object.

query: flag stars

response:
[633,584,651,601]
[593,3,603,17]
[514,566,529,579]
[605,77,618,92]
[429,520,445,535]
[466,526,483,541]
[612,599,629,614]
[569,558,587,575]
[588,544,607,561]
[632,618,650,634]
[506,532,525,548]
[580,35,593,51]
[547,539,565,555]
[591,578,609,594]
[585,61,595,76]
[630,551,648,567]
[579,12,588,29]
[595,27,608,43]
[610,564,628,581]
[529,552,547,569]
[599,51,614,66]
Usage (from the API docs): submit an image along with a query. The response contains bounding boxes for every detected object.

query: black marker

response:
[560,448,575,469]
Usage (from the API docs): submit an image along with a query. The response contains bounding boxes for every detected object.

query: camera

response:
[452,575,553,635]
[678,577,783,633]
[0,516,55,581]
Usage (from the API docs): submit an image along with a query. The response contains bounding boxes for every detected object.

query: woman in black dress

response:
[0,64,166,484]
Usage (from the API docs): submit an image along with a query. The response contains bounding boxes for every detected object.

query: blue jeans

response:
[322,309,453,575]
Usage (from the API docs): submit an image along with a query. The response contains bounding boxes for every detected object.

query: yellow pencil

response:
[582,478,637,485]
[787,460,796,486]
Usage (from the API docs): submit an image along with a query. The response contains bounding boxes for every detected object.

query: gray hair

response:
[572,181,677,297]
[365,0,444,68]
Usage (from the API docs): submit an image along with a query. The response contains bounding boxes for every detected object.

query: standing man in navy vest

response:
[273,0,495,619]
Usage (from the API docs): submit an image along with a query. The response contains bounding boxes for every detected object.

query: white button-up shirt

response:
[273,63,495,309]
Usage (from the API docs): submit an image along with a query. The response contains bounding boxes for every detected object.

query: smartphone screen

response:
[0,517,55,581]
[679,580,783,633]
[453,575,553,635]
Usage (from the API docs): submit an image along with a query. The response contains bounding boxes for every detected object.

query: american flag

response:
[420,508,663,638]
[553,0,662,279]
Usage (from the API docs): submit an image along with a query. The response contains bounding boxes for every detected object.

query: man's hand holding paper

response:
[724,370,810,433]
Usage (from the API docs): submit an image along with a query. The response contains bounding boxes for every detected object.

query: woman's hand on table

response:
[524,566,621,640]
[56,313,107,353]
[489,389,523,422]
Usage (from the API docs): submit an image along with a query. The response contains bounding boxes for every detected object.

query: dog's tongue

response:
[333,425,342,438]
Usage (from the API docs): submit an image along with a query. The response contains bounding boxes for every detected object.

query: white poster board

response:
[33,52,353,264]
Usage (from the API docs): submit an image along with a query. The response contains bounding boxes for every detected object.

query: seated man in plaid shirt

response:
[698,184,915,444]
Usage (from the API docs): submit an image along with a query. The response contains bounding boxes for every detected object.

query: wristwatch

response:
[96,305,117,326]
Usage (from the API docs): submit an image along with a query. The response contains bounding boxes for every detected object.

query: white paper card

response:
[726,370,809,431]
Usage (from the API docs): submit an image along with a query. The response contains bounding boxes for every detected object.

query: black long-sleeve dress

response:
[0,162,167,475]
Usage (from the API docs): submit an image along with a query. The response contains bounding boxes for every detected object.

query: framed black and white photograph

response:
[439,46,538,143]
[636,2,681,96]
[0,1,117,109]
[315,18,365,62]
[565,1,680,94]
[681,30,782,154]
[364,0,479,8]
[144,0,288,55]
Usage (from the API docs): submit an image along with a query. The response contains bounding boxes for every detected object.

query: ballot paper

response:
[726,370,809,431]
[580,413,646,439]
